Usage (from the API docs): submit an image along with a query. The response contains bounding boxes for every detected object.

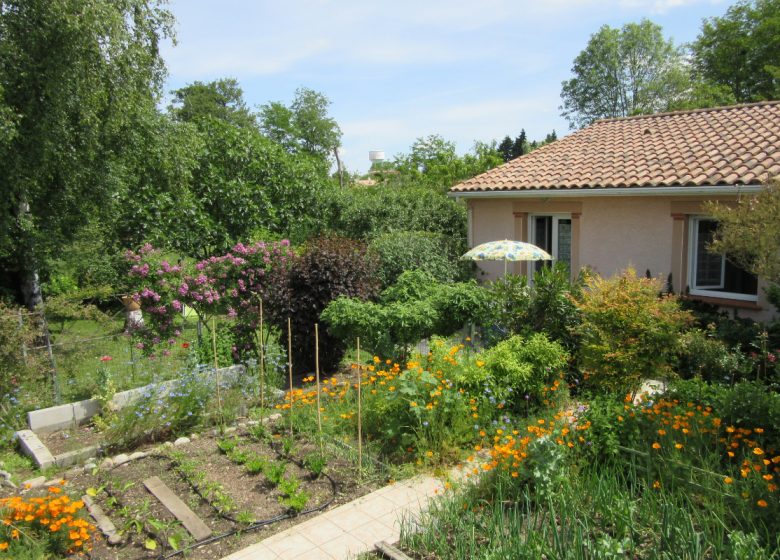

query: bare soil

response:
[11,424,382,560]
[39,423,103,456]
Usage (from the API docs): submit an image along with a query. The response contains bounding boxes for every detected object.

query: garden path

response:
[219,474,444,559]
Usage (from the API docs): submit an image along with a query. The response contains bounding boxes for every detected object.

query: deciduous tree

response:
[560,19,690,129]
[169,78,256,129]
[0,0,174,307]
[706,178,780,286]
[691,0,780,102]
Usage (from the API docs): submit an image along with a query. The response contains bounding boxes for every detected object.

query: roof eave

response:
[448,184,765,200]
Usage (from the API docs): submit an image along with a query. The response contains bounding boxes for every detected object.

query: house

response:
[450,101,780,321]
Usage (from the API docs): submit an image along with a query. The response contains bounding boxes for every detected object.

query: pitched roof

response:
[450,101,780,193]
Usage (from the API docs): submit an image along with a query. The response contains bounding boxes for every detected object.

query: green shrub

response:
[678,328,751,383]
[0,303,52,447]
[322,270,486,359]
[196,322,238,367]
[368,230,470,288]
[573,268,692,396]
[476,263,582,349]
[461,333,569,408]
[527,263,583,350]
[477,274,531,346]
[101,367,213,449]
[326,185,467,242]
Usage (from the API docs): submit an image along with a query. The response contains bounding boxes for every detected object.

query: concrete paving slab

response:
[219,475,442,560]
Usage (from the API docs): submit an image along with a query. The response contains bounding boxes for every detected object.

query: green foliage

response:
[560,19,691,128]
[244,456,267,475]
[477,263,582,349]
[322,270,487,359]
[0,303,51,446]
[707,178,780,286]
[169,78,256,129]
[691,0,780,103]
[471,334,569,406]
[303,453,326,478]
[183,117,330,253]
[101,368,214,450]
[279,488,309,514]
[527,264,583,349]
[678,328,752,383]
[259,87,342,166]
[368,230,470,288]
[270,237,380,374]
[264,461,287,485]
[573,268,692,395]
[216,438,237,454]
[0,0,174,302]
[360,340,475,461]
[327,185,467,243]
[384,135,503,192]
[196,323,237,368]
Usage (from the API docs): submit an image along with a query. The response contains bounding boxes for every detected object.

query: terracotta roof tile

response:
[451,101,780,193]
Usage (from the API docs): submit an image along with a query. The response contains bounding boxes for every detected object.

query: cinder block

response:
[72,399,100,424]
[16,430,56,469]
[111,386,145,409]
[54,445,100,469]
[28,404,75,433]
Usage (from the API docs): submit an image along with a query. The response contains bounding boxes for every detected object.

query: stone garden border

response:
[16,365,247,469]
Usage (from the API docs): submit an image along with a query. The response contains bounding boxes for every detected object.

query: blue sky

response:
[160,0,729,174]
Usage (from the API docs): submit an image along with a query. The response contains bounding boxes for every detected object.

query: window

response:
[687,217,757,301]
[529,215,571,274]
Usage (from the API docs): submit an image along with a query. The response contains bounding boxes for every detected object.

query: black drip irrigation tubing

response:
[90,446,338,560]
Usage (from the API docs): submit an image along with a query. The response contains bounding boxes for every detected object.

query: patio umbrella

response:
[461,239,552,276]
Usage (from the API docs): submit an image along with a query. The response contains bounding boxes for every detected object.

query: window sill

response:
[682,294,761,310]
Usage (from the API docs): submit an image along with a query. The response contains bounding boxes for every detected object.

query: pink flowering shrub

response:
[124,241,293,360]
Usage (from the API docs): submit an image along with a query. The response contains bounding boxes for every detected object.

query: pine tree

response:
[498,136,514,162]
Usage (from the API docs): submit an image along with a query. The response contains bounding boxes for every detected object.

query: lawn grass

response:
[29,315,202,406]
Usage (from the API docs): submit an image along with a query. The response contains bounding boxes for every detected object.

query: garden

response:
[0,229,778,559]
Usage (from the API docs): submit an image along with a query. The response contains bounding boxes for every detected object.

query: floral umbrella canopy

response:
[461,239,552,275]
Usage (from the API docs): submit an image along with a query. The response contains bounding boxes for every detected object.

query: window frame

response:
[528,213,572,273]
[687,216,757,302]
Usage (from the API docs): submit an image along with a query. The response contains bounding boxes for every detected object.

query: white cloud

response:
[165,38,331,78]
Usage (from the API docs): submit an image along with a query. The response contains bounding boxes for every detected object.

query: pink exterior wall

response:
[466,195,776,323]
[578,197,671,279]
[469,198,517,279]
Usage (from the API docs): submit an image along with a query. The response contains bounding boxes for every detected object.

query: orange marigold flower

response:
[0,542,7,550]
[724,477,733,484]
[753,447,765,456]
[652,442,661,450]
[757,499,768,508]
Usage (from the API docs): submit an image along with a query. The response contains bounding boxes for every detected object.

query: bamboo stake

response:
[287,317,294,438]
[258,299,265,414]
[315,323,323,456]
[211,318,223,426]
[356,337,362,477]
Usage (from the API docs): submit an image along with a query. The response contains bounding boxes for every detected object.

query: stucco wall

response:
[578,197,672,279]
[470,198,516,279]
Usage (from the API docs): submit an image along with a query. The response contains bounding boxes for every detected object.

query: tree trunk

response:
[17,199,43,310]
[20,267,42,310]
[334,146,344,189]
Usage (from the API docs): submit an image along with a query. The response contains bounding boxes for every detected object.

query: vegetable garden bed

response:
[2,420,382,559]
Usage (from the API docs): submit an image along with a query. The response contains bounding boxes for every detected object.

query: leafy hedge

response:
[321,270,486,359]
